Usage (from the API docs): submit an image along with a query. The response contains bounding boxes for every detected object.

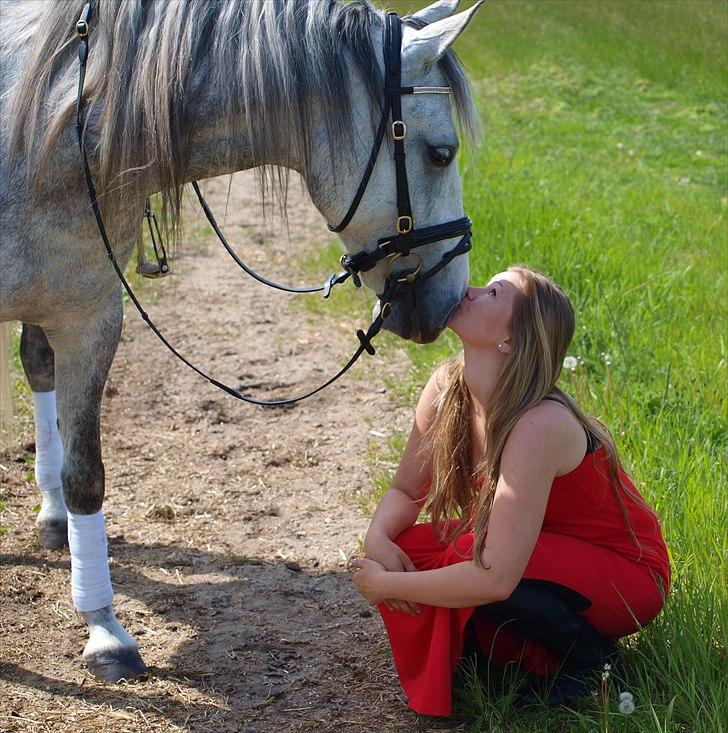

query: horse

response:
[0,0,482,682]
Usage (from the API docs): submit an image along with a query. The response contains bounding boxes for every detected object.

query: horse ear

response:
[402,0,485,72]
[408,0,460,26]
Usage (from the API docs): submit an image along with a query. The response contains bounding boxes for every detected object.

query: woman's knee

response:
[393,523,439,552]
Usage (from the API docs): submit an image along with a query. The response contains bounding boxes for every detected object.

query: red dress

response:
[378,447,671,717]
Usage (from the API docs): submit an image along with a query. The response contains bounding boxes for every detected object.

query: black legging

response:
[474,579,617,674]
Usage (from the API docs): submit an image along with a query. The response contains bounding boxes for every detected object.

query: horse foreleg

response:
[50,292,147,682]
[19,323,68,548]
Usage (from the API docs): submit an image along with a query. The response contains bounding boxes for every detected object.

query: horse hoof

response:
[36,519,68,549]
[84,646,148,683]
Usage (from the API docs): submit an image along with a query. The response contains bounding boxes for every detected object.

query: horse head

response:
[305,0,484,343]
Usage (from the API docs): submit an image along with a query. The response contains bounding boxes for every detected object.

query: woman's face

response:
[447,270,524,349]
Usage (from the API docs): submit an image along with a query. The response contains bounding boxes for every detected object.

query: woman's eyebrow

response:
[496,281,505,291]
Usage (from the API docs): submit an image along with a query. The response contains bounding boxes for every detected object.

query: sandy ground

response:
[0,174,461,733]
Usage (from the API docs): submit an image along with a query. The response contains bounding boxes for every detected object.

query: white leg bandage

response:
[32,390,64,491]
[67,511,114,612]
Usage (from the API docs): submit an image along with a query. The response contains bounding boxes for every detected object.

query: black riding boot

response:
[474,579,620,706]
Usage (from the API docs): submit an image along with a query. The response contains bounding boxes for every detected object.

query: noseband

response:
[74,4,472,406]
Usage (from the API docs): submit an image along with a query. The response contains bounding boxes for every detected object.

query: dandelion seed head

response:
[619,698,636,714]
[563,356,578,371]
[619,691,634,702]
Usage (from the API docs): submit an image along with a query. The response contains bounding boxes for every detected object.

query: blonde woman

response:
[352,265,670,716]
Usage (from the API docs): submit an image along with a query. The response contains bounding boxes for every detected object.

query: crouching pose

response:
[352,265,670,716]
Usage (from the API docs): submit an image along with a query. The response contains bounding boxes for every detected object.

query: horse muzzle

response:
[378,267,468,343]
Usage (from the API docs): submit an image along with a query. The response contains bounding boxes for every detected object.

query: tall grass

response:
[338,1,727,729]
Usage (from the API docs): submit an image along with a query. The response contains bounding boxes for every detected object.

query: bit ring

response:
[383,251,423,284]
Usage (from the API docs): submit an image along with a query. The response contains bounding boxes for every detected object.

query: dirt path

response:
[0,175,446,733]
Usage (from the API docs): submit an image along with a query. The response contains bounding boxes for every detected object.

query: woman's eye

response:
[428,145,454,167]
[489,287,497,297]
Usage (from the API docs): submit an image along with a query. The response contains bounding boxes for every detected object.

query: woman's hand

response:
[363,532,421,615]
[351,557,391,606]
[364,531,416,573]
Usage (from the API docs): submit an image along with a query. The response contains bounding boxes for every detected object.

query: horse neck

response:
[177,80,360,226]
[181,111,302,185]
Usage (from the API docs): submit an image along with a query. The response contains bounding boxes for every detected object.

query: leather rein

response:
[74,3,472,406]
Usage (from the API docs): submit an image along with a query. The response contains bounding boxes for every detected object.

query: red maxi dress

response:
[378,447,671,717]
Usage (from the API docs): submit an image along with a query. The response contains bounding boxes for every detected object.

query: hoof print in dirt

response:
[84,648,149,683]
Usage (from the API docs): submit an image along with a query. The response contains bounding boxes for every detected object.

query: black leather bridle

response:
[74,3,472,406]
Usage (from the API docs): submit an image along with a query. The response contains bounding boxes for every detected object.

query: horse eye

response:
[428,145,454,167]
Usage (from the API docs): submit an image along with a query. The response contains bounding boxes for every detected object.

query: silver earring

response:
[497,342,503,350]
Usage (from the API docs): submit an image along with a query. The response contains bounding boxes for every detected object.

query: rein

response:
[74,2,472,406]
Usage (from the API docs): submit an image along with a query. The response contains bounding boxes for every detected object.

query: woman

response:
[352,265,670,717]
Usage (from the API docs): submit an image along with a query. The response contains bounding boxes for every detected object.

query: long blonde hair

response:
[423,265,657,568]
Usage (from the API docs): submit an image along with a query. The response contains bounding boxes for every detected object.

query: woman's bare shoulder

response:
[508,399,587,474]
[414,362,452,424]
[518,398,583,428]
[420,361,455,402]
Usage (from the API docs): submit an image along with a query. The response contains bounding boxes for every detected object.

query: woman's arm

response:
[354,403,575,607]
[363,365,445,552]
[361,366,446,615]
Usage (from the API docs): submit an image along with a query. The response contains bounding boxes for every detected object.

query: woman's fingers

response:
[387,600,407,614]
[399,551,417,573]
[350,555,421,615]
[394,552,421,612]
[385,599,420,616]
[401,600,421,614]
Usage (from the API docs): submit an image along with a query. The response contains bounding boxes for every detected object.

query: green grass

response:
[341,1,727,730]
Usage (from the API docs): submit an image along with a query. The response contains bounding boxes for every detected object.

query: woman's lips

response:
[446,289,471,325]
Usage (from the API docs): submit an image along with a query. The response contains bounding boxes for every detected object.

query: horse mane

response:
[7,0,478,222]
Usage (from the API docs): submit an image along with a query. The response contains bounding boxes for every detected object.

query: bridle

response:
[74,3,472,406]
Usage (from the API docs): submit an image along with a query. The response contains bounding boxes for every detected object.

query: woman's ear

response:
[497,338,512,355]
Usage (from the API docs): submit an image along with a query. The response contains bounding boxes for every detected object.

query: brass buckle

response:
[391,120,406,141]
[76,20,89,37]
[384,251,423,285]
[396,215,413,235]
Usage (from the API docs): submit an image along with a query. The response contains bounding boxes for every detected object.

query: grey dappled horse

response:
[0,0,482,681]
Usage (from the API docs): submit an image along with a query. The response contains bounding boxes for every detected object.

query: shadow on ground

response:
[1,536,412,733]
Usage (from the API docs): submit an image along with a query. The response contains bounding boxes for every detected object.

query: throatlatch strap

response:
[328,98,392,234]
